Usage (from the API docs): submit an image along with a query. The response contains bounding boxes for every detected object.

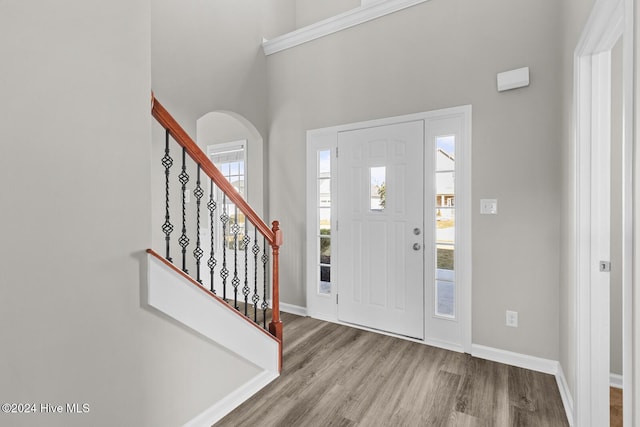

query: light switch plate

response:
[506,310,518,327]
[480,199,498,215]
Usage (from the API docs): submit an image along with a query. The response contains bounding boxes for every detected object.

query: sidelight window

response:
[318,150,332,295]
[435,135,455,318]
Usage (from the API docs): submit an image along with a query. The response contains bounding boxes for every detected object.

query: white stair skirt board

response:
[471,344,574,426]
[183,370,278,427]
[147,253,280,373]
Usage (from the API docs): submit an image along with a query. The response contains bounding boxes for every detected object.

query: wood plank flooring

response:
[215,313,569,427]
[610,387,622,427]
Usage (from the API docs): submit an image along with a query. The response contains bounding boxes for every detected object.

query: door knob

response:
[413,243,421,251]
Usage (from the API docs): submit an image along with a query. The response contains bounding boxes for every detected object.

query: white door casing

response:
[306,106,471,352]
[574,0,633,425]
[337,121,425,340]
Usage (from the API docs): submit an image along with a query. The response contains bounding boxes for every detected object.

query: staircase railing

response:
[149,95,283,364]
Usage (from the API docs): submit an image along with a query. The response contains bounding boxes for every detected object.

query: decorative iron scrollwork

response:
[162,130,174,262]
[178,148,190,273]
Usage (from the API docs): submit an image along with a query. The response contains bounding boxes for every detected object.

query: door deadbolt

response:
[413,228,421,235]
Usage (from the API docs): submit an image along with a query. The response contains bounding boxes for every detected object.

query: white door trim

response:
[573,0,633,425]
[305,105,471,353]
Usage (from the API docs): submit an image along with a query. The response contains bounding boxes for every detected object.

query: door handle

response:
[413,243,421,251]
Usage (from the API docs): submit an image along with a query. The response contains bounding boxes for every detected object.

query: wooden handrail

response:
[151,96,275,246]
[151,95,283,355]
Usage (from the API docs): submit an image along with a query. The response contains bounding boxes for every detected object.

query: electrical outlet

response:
[506,310,518,327]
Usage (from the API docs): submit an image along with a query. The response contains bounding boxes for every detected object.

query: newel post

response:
[268,221,284,345]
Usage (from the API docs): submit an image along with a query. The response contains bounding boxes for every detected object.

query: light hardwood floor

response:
[215,312,569,426]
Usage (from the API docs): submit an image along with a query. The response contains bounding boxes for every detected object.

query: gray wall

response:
[152,0,296,138]
[295,0,360,28]
[0,1,260,426]
[558,0,597,399]
[268,0,563,360]
[151,0,296,244]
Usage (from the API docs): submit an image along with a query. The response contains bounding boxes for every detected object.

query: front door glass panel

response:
[435,135,455,319]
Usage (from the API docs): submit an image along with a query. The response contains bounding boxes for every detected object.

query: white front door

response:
[306,106,471,352]
[337,121,425,339]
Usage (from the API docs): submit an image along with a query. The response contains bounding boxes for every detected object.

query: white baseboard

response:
[183,370,278,427]
[610,373,623,389]
[280,302,308,316]
[556,364,575,426]
[471,344,559,375]
[471,344,574,426]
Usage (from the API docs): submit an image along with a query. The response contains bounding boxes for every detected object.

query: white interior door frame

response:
[574,0,633,425]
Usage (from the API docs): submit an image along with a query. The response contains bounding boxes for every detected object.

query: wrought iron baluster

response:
[242,224,251,316]
[252,227,260,323]
[178,148,190,273]
[161,130,174,262]
[193,165,204,284]
[231,214,240,310]
[207,179,217,294]
[220,194,229,301]
[261,236,269,329]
